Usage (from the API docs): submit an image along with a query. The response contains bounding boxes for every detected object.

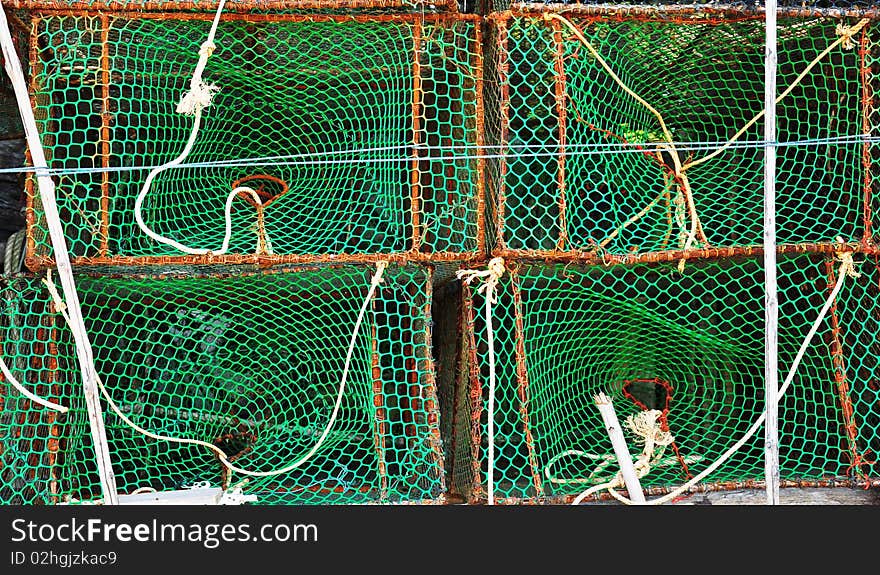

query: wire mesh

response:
[0,264,446,504]
[448,253,879,503]
[485,11,873,260]
[24,12,484,270]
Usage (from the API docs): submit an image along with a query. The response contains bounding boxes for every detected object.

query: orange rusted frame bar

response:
[511,273,543,496]
[494,241,880,267]
[11,0,458,12]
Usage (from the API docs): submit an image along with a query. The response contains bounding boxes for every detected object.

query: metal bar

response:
[24,16,40,267]
[461,282,484,503]
[511,273,543,497]
[552,19,568,251]
[473,22,487,256]
[24,248,484,272]
[30,10,483,23]
[494,241,875,266]
[410,19,423,252]
[824,259,868,478]
[496,18,511,252]
[99,14,110,258]
[1,2,119,504]
[14,0,416,11]
[763,0,780,506]
[505,4,880,20]
[45,298,62,504]
[860,26,874,247]
[421,268,447,488]
[370,302,389,501]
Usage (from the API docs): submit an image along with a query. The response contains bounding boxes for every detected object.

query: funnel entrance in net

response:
[621,377,672,414]
[214,428,258,462]
[231,174,290,208]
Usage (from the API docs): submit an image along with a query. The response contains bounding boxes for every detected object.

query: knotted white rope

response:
[571,409,673,504]
[836,21,862,51]
[457,257,506,505]
[45,262,389,481]
[572,239,861,505]
[176,40,220,116]
[134,0,273,257]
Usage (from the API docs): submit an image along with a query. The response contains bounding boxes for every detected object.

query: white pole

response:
[594,393,646,504]
[0,4,119,505]
[763,0,781,505]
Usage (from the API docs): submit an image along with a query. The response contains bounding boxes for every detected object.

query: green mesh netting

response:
[0,265,445,504]
[27,14,482,265]
[448,255,879,503]
[486,15,869,256]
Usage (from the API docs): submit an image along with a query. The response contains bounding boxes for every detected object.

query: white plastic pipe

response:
[763,0,781,506]
[594,392,646,504]
[0,3,119,504]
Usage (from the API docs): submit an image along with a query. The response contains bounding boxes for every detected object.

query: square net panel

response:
[0,275,73,504]
[24,12,484,270]
[1,264,446,504]
[449,253,879,504]
[485,10,873,260]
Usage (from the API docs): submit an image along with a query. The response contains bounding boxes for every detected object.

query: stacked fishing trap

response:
[1,0,879,506]
[442,1,880,504]
[0,0,486,505]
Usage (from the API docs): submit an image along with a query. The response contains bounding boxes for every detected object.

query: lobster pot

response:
[10,264,445,504]
[25,12,484,269]
[0,275,76,504]
[447,253,880,504]
[484,11,871,259]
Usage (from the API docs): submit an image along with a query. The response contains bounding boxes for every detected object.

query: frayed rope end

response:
[177,81,219,116]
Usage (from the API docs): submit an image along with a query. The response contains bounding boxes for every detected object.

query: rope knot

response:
[456,257,506,303]
[625,410,674,449]
[199,41,217,58]
[176,80,220,116]
[372,261,389,287]
[835,236,862,279]
[835,22,859,50]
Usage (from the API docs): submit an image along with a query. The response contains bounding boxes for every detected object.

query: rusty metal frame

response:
[496,241,880,267]
[507,4,880,20]
[369,303,390,501]
[551,18,567,251]
[488,9,879,264]
[421,270,448,492]
[494,15,510,253]
[454,252,880,504]
[7,0,458,12]
[23,11,486,272]
[460,281,484,502]
[860,24,874,248]
[510,273,542,497]
[824,258,874,480]
[53,262,446,504]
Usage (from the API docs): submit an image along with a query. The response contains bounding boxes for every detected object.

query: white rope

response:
[570,409,673,505]
[572,240,861,505]
[456,257,506,505]
[45,261,389,479]
[133,0,271,257]
[0,356,69,413]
